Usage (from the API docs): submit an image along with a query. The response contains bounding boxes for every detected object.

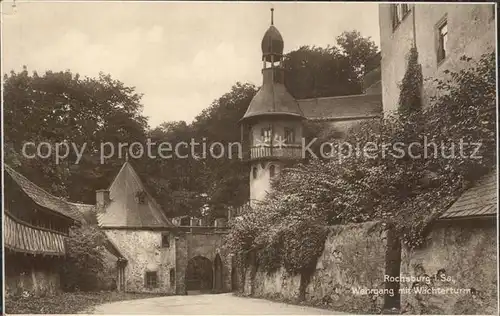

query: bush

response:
[61,225,110,291]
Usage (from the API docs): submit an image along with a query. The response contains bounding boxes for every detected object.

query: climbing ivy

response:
[398,46,423,115]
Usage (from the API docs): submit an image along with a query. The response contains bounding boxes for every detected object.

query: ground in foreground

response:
[92,293,345,315]
[5,291,164,314]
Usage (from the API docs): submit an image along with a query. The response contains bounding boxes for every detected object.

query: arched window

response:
[252,167,258,179]
[269,165,276,178]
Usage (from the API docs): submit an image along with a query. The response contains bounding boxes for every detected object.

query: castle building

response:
[379,3,496,114]
[240,9,383,206]
[240,9,305,206]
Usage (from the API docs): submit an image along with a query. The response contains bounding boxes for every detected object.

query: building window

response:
[391,3,411,30]
[135,190,146,204]
[161,233,170,247]
[261,127,272,144]
[437,20,448,63]
[145,271,158,289]
[284,127,295,144]
[252,167,258,179]
[170,269,175,287]
[402,4,410,16]
[269,165,276,178]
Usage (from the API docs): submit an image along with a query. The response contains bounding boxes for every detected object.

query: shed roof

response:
[439,171,497,219]
[298,93,382,121]
[4,164,83,222]
[97,162,174,228]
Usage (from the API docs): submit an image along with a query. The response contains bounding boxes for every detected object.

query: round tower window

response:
[252,167,258,179]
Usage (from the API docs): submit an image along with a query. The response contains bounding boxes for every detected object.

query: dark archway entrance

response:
[186,256,213,293]
[213,254,223,292]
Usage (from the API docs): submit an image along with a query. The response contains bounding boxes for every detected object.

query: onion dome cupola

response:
[241,8,304,122]
[261,11,284,62]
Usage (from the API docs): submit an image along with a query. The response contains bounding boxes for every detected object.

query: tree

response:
[283,30,379,99]
[3,68,148,203]
[140,82,257,219]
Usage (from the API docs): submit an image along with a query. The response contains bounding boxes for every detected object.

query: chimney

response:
[96,190,110,210]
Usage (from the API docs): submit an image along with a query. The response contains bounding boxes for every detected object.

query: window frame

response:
[436,16,448,65]
[261,126,272,144]
[145,271,158,289]
[284,127,295,144]
[136,190,146,204]
[161,233,170,248]
[391,3,411,31]
[169,268,176,287]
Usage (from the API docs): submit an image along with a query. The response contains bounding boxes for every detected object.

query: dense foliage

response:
[283,30,379,99]
[225,52,496,277]
[61,225,112,292]
[398,47,423,114]
[3,69,147,202]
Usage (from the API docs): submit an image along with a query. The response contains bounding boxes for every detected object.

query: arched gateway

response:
[186,256,213,292]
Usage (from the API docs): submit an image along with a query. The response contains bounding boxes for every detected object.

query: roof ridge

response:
[5,164,68,203]
[106,161,174,227]
[4,164,83,222]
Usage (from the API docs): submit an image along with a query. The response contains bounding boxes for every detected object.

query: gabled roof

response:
[440,171,497,219]
[298,93,382,121]
[4,164,83,222]
[98,162,174,228]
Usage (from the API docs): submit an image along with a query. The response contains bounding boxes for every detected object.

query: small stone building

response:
[95,161,232,294]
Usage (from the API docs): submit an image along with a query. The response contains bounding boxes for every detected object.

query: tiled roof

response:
[298,93,383,121]
[440,171,498,219]
[241,71,305,120]
[5,165,83,222]
[98,162,174,228]
[68,202,97,224]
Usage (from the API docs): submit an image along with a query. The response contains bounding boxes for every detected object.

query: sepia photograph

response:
[1,1,498,315]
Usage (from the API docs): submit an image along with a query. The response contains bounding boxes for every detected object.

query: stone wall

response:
[305,222,388,313]
[400,218,497,315]
[5,253,62,296]
[241,222,389,313]
[379,4,495,114]
[104,230,176,293]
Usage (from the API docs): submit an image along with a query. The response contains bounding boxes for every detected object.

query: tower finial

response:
[271,8,274,25]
